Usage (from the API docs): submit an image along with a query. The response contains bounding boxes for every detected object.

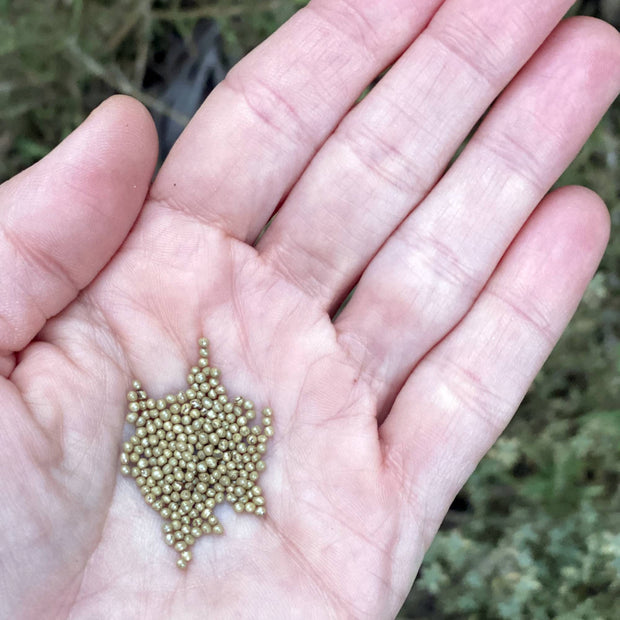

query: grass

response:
[1,1,619,617]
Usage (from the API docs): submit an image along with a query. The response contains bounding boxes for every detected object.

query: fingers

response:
[0,96,158,364]
[149,0,444,241]
[258,0,575,310]
[334,17,620,411]
[379,186,610,546]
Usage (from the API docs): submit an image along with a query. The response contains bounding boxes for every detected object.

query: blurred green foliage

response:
[0,1,618,618]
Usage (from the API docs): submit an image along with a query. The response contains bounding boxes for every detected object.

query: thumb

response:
[0,95,158,371]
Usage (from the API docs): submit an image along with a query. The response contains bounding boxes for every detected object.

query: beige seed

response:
[122,337,271,569]
[180,550,192,563]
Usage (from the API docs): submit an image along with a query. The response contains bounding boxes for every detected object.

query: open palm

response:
[2,1,619,618]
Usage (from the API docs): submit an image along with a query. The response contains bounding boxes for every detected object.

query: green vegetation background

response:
[1,1,618,618]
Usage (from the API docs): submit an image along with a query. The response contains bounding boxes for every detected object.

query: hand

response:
[1,1,619,618]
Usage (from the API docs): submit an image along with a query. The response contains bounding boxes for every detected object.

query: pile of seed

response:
[120,337,273,569]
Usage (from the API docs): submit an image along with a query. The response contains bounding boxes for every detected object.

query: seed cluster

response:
[120,337,273,569]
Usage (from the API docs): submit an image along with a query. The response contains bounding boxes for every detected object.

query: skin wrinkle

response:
[73,536,130,607]
[302,495,390,559]
[69,479,154,618]
[266,239,336,308]
[378,449,427,604]
[49,161,120,225]
[339,122,428,198]
[40,564,87,620]
[87,273,180,349]
[24,319,125,472]
[230,254,264,384]
[350,89,446,170]
[308,0,382,65]
[222,73,316,149]
[2,372,62,469]
[78,291,137,377]
[476,128,551,193]
[0,352,16,378]
[335,329,387,397]
[427,352,516,434]
[9,475,91,618]
[427,5,524,89]
[2,227,81,311]
[146,194,234,238]
[382,409,471,553]
[0,302,24,350]
[264,517,350,618]
[0,230,53,344]
[484,285,557,347]
[60,407,104,483]
[380,442,424,513]
[396,224,485,292]
[314,344,372,428]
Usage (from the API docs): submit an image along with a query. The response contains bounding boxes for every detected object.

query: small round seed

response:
[123,338,272,569]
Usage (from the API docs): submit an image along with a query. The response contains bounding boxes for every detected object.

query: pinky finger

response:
[380,186,610,548]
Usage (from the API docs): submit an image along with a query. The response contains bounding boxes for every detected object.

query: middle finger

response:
[258,0,574,309]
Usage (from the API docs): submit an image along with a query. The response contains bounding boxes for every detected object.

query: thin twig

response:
[134,0,153,85]
[105,6,144,52]
[65,38,190,127]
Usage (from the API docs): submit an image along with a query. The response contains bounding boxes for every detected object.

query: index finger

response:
[149,0,444,241]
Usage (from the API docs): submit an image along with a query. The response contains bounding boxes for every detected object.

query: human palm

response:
[2,2,619,618]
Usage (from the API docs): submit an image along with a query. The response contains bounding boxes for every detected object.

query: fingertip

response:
[68,96,159,189]
[560,15,620,53]
[89,95,159,168]
[544,185,611,259]
[551,16,620,89]
[6,94,159,208]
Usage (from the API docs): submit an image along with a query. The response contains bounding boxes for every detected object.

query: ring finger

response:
[336,17,620,413]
